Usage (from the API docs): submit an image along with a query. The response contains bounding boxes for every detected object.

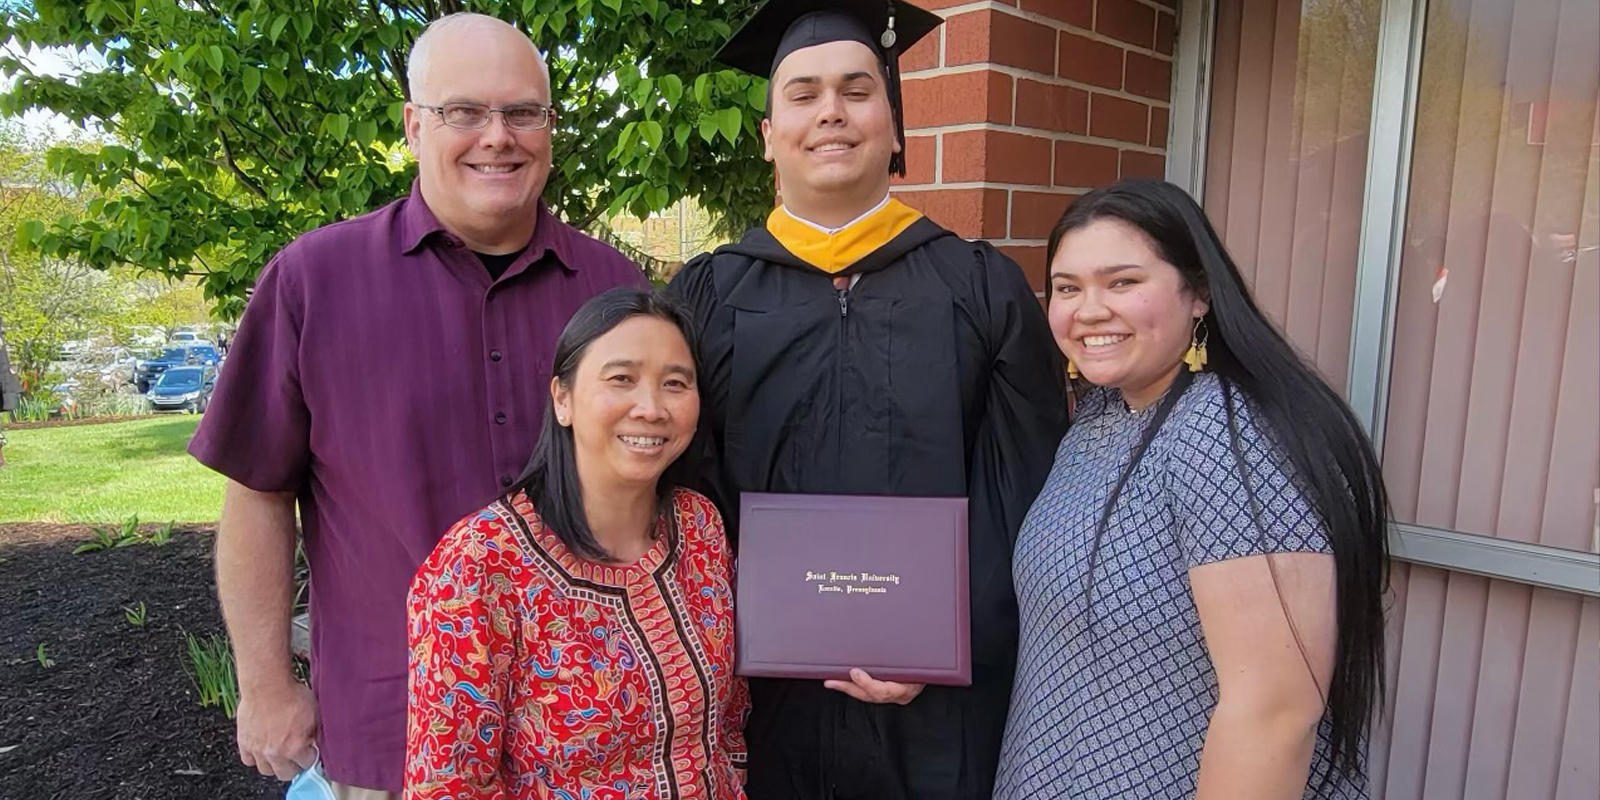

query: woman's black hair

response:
[507,286,704,562]
[1048,178,1390,784]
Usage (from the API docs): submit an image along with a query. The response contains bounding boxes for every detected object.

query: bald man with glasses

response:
[189,13,644,799]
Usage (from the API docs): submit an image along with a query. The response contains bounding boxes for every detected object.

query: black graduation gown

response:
[667,216,1068,800]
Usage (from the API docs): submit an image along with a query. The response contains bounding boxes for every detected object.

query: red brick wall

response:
[892,0,1176,292]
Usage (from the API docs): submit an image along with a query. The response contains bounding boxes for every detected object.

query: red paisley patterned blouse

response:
[405,488,748,800]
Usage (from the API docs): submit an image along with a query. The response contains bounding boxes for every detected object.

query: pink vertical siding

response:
[1202,0,1599,795]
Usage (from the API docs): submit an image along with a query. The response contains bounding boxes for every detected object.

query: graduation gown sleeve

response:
[965,244,1070,666]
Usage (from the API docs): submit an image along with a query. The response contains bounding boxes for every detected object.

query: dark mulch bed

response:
[3,415,151,431]
[0,523,281,800]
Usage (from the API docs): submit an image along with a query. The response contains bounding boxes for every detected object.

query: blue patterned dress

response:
[994,373,1367,799]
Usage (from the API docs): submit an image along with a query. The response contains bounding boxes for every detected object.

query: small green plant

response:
[13,395,55,423]
[35,643,54,669]
[123,602,149,628]
[73,515,144,554]
[73,526,121,554]
[182,632,239,719]
[145,522,175,547]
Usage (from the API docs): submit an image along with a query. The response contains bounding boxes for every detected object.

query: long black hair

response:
[1048,179,1390,782]
[507,286,704,562]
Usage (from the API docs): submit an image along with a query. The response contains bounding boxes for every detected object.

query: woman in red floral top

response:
[406,288,748,800]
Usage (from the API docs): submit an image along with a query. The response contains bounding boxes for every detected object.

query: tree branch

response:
[217,128,270,201]
[223,112,294,162]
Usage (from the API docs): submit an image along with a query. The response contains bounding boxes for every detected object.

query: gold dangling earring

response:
[1066,359,1080,380]
[1183,317,1209,373]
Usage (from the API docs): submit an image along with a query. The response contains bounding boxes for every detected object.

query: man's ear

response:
[403,103,423,153]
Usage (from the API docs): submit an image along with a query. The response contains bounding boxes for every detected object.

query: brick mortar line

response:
[905,64,1174,108]
[1005,189,1015,238]
[905,124,1167,155]
[893,182,1099,194]
[930,0,1176,61]
[1011,68,1020,126]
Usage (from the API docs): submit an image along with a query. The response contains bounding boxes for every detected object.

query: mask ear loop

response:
[287,742,334,799]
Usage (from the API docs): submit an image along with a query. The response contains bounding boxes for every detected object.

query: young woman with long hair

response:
[995,179,1389,799]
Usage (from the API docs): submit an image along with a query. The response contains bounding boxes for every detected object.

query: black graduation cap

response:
[716,0,943,177]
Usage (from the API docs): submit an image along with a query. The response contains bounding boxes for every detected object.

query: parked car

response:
[187,344,222,367]
[146,366,216,414]
[133,345,219,392]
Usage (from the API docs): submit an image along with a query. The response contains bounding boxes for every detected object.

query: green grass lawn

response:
[0,416,225,523]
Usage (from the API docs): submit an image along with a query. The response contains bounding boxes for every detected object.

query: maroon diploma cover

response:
[734,493,971,686]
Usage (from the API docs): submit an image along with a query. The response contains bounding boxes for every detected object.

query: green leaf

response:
[599,0,622,13]
[262,69,287,98]
[693,74,710,105]
[673,121,691,148]
[293,13,313,40]
[608,121,637,161]
[747,80,767,114]
[639,120,663,151]
[242,65,261,96]
[717,107,742,145]
[206,45,224,74]
[698,116,718,144]
[631,78,654,109]
[269,15,289,42]
[354,119,378,148]
[17,220,44,247]
[326,111,350,141]
[660,74,683,106]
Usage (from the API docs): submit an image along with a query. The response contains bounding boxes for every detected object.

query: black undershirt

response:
[475,250,520,281]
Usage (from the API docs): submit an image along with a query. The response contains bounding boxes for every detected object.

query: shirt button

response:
[495,412,507,424]
[490,350,503,362]
[500,475,513,488]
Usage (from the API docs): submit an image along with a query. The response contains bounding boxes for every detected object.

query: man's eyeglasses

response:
[418,102,556,131]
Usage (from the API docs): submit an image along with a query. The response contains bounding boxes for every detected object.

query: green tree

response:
[0,124,218,391]
[0,0,771,318]
[118,271,213,342]
[0,124,121,391]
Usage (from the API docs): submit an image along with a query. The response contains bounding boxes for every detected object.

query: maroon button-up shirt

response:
[189,182,646,791]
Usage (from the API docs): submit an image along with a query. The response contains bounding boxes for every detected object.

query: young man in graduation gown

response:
[667,2,1069,797]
